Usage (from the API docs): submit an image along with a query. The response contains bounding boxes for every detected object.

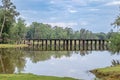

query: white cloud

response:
[105,1,120,6]
[45,22,78,28]
[68,9,78,13]
[71,0,88,6]
[44,21,88,28]
[49,0,56,4]
[89,8,100,11]
[66,5,77,13]
[79,21,89,26]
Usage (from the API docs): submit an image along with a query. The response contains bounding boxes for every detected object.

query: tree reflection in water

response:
[0,48,26,73]
[111,59,120,66]
[0,44,114,74]
[0,48,95,74]
[109,47,120,67]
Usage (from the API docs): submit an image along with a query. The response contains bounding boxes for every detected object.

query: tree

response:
[53,26,64,39]
[95,32,107,39]
[80,28,86,39]
[65,27,73,39]
[0,0,19,42]
[73,31,80,39]
[10,18,26,42]
[107,29,114,39]
[16,18,26,40]
[112,15,120,32]
[109,9,120,53]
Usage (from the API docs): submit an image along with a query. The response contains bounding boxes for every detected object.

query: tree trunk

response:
[0,15,6,38]
[0,55,5,73]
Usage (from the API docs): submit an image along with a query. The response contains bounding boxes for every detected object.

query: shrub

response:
[109,33,120,53]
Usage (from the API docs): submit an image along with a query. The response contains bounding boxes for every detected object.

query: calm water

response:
[0,48,120,80]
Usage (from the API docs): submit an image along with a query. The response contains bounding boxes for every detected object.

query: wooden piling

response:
[83,40,85,50]
[63,40,65,50]
[74,40,76,50]
[45,39,47,50]
[50,40,52,50]
[70,39,72,50]
[66,40,69,50]
[42,39,44,50]
[54,39,56,50]
[79,40,80,50]
[86,40,88,50]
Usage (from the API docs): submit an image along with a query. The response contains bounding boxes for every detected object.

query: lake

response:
[0,47,119,80]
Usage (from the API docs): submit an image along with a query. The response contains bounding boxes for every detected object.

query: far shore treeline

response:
[0,0,117,44]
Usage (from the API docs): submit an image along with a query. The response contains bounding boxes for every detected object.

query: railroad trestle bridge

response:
[25,39,109,50]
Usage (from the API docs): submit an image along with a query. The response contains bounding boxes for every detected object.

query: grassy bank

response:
[0,73,78,80]
[90,65,120,80]
[0,44,28,48]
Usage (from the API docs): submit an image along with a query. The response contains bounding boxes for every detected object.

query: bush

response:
[109,33,120,53]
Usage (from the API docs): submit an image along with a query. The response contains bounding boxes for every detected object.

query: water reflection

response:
[0,47,120,80]
[0,48,25,73]
[111,59,120,66]
[26,51,73,63]
[0,48,101,74]
[0,48,83,74]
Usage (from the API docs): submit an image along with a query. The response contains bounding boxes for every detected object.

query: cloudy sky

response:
[11,0,120,32]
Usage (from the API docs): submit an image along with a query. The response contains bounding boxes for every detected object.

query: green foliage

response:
[112,15,120,31]
[26,22,108,39]
[95,32,107,39]
[106,29,114,39]
[1,32,9,43]
[65,27,73,39]
[0,0,19,43]
[79,28,97,39]
[26,22,52,39]
[26,22,71,39]
[10,18,26,42]
[109,33,120,53]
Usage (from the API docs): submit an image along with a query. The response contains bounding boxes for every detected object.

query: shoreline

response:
[0,44,28,48]
[90,65,120,80]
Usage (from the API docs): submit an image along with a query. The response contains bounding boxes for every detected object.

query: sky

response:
[10,0,120,32]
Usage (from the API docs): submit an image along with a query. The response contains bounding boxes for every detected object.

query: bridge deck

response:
[27,39,107,41]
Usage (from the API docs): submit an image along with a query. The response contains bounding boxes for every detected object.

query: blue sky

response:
[11,0,120,32]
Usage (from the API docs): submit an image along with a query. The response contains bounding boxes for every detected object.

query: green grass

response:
[0,44,28,48]
[0,73,78,80]
[90,65,120,80]
[96,65,120,73]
